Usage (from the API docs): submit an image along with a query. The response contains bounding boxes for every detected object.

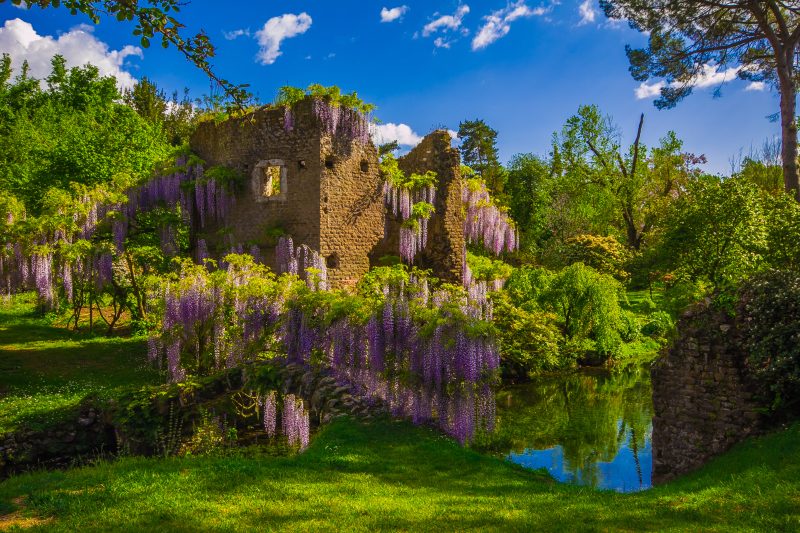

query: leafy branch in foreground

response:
[5,0,254,110]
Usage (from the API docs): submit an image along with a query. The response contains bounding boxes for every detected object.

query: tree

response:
[2,0,252,109]
[551,105,702,250]
[458,119,506,194]
[601,0,800,200]
[505,153,553,250]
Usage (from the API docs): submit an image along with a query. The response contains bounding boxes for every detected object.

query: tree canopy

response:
[601,0,800,200]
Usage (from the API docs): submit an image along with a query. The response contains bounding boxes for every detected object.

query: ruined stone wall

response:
[392,130,465,283]
[190,99,384,287]
[651,304,764,484]
[319,135,384,288]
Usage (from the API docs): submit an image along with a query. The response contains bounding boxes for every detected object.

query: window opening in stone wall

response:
[325,156,335,169]
[360,160,369,172]
[252,159,287,202]
[261,166,282,197]
[326,253,340,269]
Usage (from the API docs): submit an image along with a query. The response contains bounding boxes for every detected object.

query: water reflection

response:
[483,366,653,492]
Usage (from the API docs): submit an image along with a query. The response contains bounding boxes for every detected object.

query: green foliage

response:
[563,234,630,280]
[458,119,506,195]
[640,311,674,341]
[0,56,171,214]
[275,84,376,115]
[504,266,553,310]
[739,270,800,417]
[618,310,641,343]
[492,295,567,377]
[380,153,437,189]
[466,252,513,282]
[543,263,624,357]
[505,153,553,251]
[656,177,769,288]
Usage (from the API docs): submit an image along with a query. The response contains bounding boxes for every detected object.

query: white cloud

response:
[745,81,766,91]
[578,0,597,26]
[223,28,249,40]
[433,37,452,49]
[472,1,546,51]
[634,80,665,99]
[422,5,470,37]
[635,64,748,99]
[0,18,141,90]
[254,12,312,65]
[381,6,409,23]
[371,123,423,147]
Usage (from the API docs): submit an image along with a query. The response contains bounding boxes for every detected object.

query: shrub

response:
[543,263,624,357]
[504,265,553,309]
[739,270,800,417]
[619,310,641,343]
[563,234,630,280]
[492,295,566,377]
[662,279,710,317]
[641,311,674,340]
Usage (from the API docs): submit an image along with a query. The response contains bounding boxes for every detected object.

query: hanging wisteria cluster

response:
[275,235,328,290]
[0,157,236,311]
[384,181,437,264]
[463,181,519,255]
[312,99,371,144]
[281,393,310,449]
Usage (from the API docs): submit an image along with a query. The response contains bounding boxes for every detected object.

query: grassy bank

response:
[0,417,798,531]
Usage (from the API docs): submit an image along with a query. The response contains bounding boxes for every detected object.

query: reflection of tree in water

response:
[486,366,653,487]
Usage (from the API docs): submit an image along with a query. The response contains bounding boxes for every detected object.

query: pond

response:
[481,366,653,493]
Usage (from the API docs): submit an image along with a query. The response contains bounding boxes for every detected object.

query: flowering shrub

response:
[147,259,499,444]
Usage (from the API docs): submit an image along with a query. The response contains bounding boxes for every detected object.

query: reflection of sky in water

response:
[508,421,653,493]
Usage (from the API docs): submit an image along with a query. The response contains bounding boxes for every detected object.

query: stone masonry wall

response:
[190,99,384,288]
[392,130,465,283]
[651,303,764,484]
[319,135,384,288]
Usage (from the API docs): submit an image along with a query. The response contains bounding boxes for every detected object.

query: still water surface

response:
[495,366,653,492]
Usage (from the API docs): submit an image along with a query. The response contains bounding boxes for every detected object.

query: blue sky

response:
[0,1,789,174]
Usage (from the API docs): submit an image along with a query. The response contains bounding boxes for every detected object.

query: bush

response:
[563,234,630,280]
[504,265,553,309]
[662,279,710,317]
[543,263,624,357]
[641,311,674,340]
[739,270,800,417]
[492,295,567,377]
[619,310,641,343]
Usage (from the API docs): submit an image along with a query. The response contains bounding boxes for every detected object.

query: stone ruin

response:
[190,98,465,288]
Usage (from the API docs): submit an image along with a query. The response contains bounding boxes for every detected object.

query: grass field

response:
[0,294,161,435]
[1,294,799,532]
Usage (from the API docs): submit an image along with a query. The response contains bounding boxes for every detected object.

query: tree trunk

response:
[779,76,799,201]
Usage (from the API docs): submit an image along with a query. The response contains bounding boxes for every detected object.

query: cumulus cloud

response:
[578,0,597,26]
[223,28,250,40]
[254,13,312,65]
[0,18,141,90]
[745,81,766,91]
[381,6,409,23]
[434,37,452,49]
[472,1,546,51]
[422,5,470,37]
[370,123,423,147]
[635,64,750,99]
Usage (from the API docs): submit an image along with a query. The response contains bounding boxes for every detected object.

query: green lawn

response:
[1,294,799,532]
[0,294,161,435]
[0,417,798,532]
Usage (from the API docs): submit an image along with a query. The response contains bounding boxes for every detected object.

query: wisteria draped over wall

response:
[463,181,518,256]
[383,183,437,264]
[311,99,371,144]
[150,257,498,444]
[275,235,328,290]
